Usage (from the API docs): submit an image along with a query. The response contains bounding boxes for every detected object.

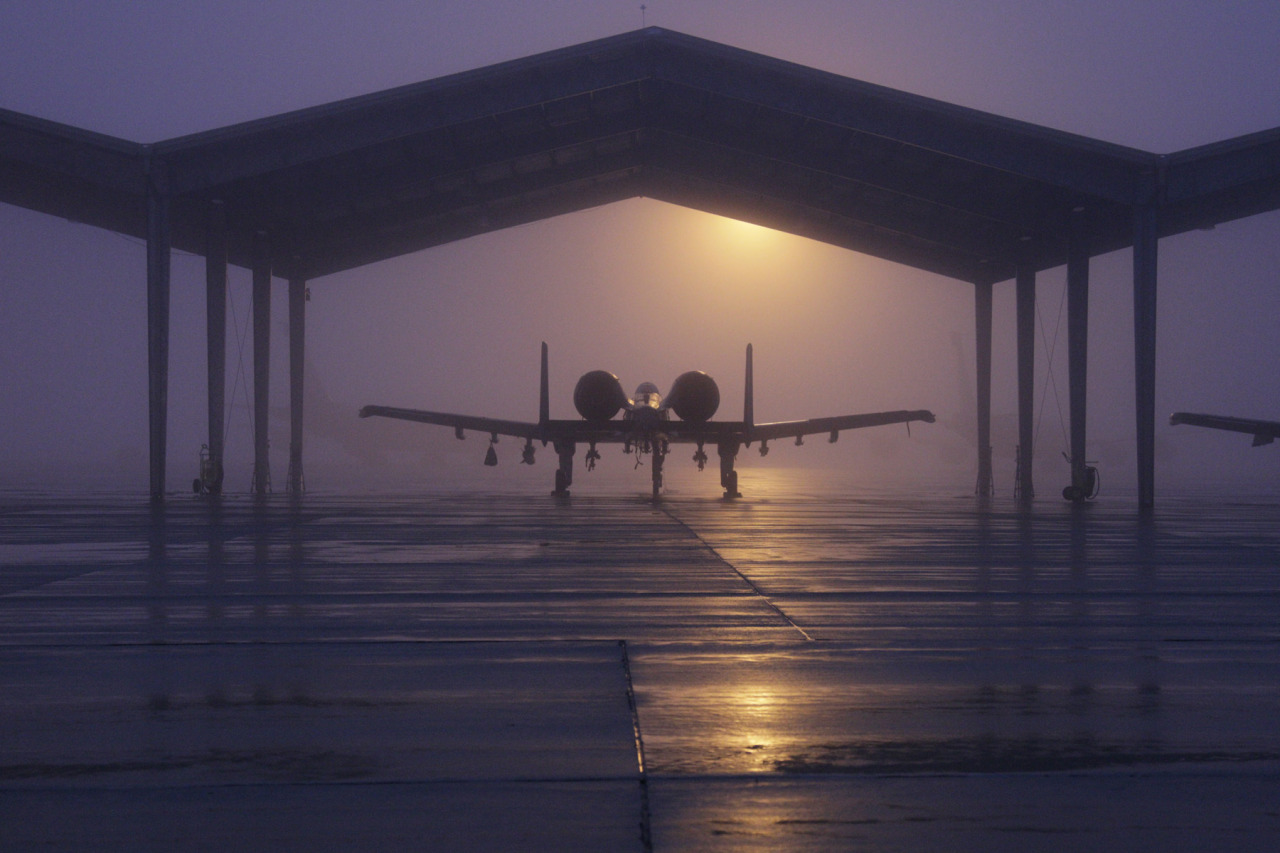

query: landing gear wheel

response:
[723,471,741,499]
[1062,485,1084,502]
[554,469,569,495]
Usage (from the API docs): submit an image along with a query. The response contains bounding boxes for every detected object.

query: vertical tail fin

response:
[539,341,550,426]
[744,343,754,433]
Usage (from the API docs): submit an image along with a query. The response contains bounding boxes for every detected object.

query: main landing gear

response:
[546,436,744,500]
[718,440,742,499]
[553,440,575,496]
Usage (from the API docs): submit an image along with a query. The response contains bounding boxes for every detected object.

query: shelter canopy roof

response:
[3,27,1279,283]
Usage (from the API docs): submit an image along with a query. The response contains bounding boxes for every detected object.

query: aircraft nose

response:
[632,406,661,427]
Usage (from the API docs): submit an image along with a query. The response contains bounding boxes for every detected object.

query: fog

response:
[2,1,1278,498]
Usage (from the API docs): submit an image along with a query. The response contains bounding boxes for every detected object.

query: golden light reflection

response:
[727,682,785,768]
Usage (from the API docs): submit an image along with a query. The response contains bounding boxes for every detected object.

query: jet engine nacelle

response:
[574,370,629,422]
[665,371,720,422]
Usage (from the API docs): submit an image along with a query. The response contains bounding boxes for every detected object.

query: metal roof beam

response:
[286,149,646,278]
[1165,127,1280,202]
[641,167,1000,283]
[643,30,1154,205]
[644,130,1030,268]
[0,109,143,194]
[647,81,1123,244]
[155,49,653,194]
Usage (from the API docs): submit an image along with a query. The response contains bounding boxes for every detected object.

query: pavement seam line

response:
[659,505,815,642]
[618,639,654,852]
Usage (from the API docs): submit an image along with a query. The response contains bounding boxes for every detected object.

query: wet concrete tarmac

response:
[2,484,1278,850]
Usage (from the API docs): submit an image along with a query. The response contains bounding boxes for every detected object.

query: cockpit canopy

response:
[633,382,662,409]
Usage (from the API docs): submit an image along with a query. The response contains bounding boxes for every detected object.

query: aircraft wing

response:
[1169,412,1280,446]
[359,405,543,441]
[748,409,936,443]
[361,404,937,445]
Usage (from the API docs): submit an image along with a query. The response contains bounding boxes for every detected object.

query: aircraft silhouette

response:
[1170,412,1280,447]
[360,344,935,498]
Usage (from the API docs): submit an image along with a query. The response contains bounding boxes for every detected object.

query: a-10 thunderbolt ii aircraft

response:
[1170,412,1280,447]
[360,344,935,499]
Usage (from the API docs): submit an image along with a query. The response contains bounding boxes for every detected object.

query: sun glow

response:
[690,213,804,287]
[719,215,775,239]
[712,215,785,253]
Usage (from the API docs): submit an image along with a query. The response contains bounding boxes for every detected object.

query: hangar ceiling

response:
[4,27,1280,285]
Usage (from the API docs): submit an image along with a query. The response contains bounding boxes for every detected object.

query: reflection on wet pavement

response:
[2,488,1279,850]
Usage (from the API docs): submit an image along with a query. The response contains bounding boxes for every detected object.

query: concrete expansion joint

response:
[657,504,814,642]
[618,639,654,852]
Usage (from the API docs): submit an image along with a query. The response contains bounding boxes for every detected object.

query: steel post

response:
[974,280,993,496]
[1015,264,1036,502]
[288,278,306,494]
[146,161,171,502]
[252,234,271,495]
[1134,204,1159,508]
[205,200,227,494]
[1067,212,1090,496]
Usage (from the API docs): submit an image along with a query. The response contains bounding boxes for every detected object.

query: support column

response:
[1067,211,1090,499]
[974,280,993,496]
[1015,264,1036,503]
[251,233,271,496]
[205,200,227,495]
[287,278,306,494]
[1134,204,1159,509]
[146,158,171,502]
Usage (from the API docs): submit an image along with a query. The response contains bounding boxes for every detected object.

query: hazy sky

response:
[2,1,1279,497]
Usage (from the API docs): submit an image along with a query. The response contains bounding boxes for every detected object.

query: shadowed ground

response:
[2,486,1278,851]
